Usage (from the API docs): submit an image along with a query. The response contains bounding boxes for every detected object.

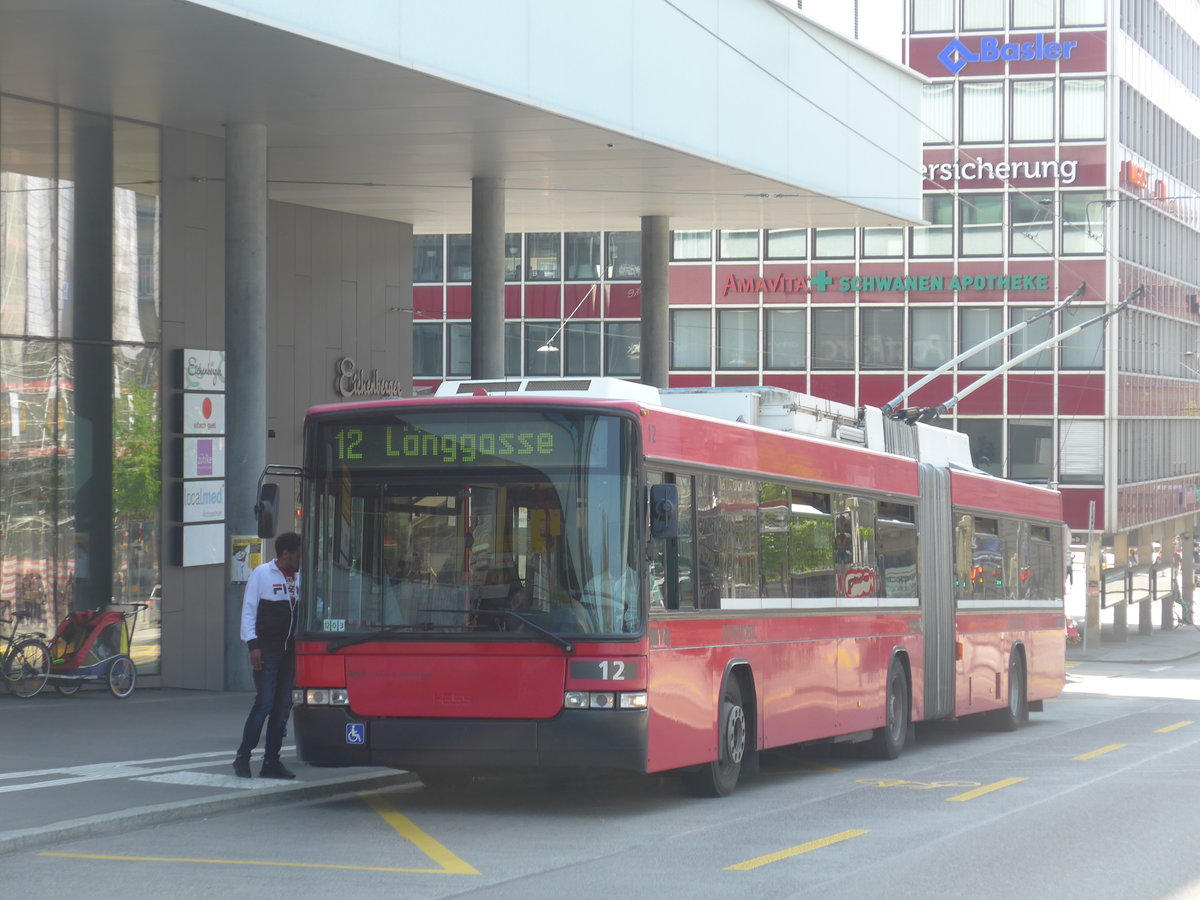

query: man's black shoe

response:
[233,757,252,778]
[259,760,296,780]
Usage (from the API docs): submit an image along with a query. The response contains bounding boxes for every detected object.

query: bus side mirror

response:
[256,483,280,539]
[649,483,679,540]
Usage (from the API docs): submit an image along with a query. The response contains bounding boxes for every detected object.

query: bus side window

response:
[648,472,695,611]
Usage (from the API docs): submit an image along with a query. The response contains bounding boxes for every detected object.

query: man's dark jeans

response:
[237,649,295,762]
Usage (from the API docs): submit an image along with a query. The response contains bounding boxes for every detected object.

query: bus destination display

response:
[317,416,610,469]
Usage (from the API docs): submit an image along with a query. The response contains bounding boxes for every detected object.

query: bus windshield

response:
[303,408,640,639]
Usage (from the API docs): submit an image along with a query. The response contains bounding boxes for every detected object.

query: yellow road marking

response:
[39,792,480,876]
[1156,721,1194,733]
[361,791,479,875]
[1065,661,1081,669]
[945,777,1028,802]
[38,852,446,873]
[725,829,868,870]
[1073,744,1125,760]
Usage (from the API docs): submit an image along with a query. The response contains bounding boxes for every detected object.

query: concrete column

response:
[224,122,268,691]
[640,216,670,388]
[1184,521,1197,626]
[71,113,114,615]
[1111,532,1128,642]
[470,177,505,379]
[1139,529,1156,635]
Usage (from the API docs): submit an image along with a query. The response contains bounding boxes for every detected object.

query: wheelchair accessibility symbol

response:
[346,723,366,745]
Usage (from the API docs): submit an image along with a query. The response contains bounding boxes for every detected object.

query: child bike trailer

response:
[49,603,146,698]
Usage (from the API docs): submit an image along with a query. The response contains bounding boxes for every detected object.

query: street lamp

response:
[536,284,597,353]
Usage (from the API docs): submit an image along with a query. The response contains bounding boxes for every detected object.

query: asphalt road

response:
[6,647,1200,898]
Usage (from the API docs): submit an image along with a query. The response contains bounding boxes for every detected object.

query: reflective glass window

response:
[671,309,711,369]
[764,309,806,370]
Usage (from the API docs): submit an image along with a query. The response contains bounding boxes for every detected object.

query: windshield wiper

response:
[325,624,422,653]
[323,609,575,654]
[473,608,575,654]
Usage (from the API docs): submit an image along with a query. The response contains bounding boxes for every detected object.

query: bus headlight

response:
[563,691,647,711]
[296,688,351,706]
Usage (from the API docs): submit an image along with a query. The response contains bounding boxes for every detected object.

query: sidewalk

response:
[0,687,412,857]
[1066,620,1200,665]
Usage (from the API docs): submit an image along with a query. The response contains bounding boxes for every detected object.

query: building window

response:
[1060,419,1103,483]
[862,308,903,370]
[913,0,953,31]
[671,310,711,369]
[812,308,854,370]
[960,307,1003,370]
[957,418,1002,476]
[718,230,759,260]
[1063,0,1104,26]
[913,195,954,257]
[505,322,522,375]
[606,232,641,281]
[765,228,808,259]
[922,83,953,144]
[1009,420,1053,483]
[505,233,522,282]
[1011,80,1054,142]
[863,227,904,258]
[605,322,640,376]
[1061,192,1104,254]
[962,0,1004,29]
[672,230,711,261]
[960,194,1003,256]
[813,228,855,259]
[447,233,472,282]
[525,323,560,374]
[1060,305,1105,369]
[413,323,443,376]
[1010,192,1054,255]
[413,235,443,283]
[526,233,561,281]
[911,308,953,370]
[1012,0,1055,28]
[962,82,1004,143]
[1063,79,1105,140]
[565,232,601,281]
[1010,306,1054,368]
[564,321,601,374]
[765,309,806,370]
[447,322,472,377]
[718,309,758,369]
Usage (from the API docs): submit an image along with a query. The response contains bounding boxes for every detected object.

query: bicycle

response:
[1,600,52,698]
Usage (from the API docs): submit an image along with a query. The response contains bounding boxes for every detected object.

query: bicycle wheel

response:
[3,638,51,698]
[107,654,137,698]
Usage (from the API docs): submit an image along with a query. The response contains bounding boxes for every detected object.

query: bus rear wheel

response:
[992,652,1028,731]
[867,657,909,760]
[682,676,746,797]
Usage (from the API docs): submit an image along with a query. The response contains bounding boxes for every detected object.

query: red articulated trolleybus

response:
[259,377,1067,796]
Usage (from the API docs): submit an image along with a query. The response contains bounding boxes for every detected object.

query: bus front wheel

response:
[682,676,746,798]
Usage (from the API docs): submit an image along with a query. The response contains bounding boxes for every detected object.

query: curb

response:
[0,769,416,858]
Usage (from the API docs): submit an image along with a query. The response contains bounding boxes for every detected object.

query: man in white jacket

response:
[233,531,301,779]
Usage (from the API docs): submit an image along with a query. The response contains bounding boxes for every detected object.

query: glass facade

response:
[1,95,161,673]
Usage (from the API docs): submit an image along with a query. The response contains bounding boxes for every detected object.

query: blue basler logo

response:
[937,34,1078,75]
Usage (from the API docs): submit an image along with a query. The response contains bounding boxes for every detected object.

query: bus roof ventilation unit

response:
[436,377,662,404]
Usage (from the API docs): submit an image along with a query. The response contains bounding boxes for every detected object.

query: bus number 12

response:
[335,428,364,460]
[598,660,625,680]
